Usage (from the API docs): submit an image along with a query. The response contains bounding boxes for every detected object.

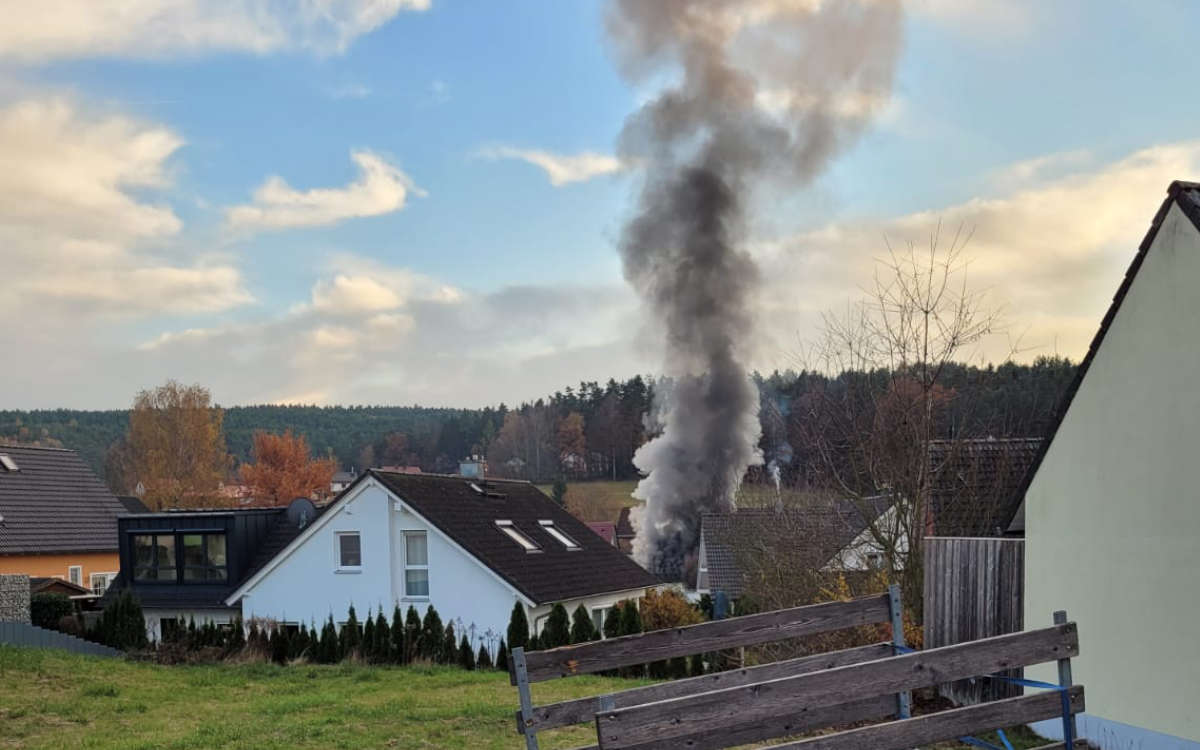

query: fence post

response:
[888,583,912,719]
[1053,610,1078,746]
[512,646,540,750]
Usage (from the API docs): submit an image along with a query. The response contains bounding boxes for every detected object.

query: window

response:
[495,520,539,552]
[404,532,429,598]
[182,534,228,581]
[591,607,610,635]
[539,520,580,550]
[337,532,362,569]
[67,565,81,586]
[0,454,18,471]
[132,534,176,582]
[90,572,116,596]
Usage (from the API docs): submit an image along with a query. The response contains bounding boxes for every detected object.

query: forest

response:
[0,356,1076,492]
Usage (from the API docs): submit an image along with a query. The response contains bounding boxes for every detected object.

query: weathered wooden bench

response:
[508,587,1084,750]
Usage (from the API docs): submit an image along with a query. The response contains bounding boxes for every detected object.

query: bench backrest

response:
[594,619,1082,750]
[510,590,905,750]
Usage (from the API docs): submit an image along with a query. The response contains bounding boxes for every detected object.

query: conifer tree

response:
[620,601,643,678]
[506,602,529,651]
[495,638,509,672]
[528,632,541,651]
[458,635,475,670]
[374,610,390,663]
[363,609,377,661]
[405,605,422,663]
[420,606,443,661]
[229,617,246,650]
[320,615,338,663]
[391,605,406,664]
[570,604,596,643]
[341,605,362,658]
[271,626,290,664]
[441,622,457,665]
[476,643,493,670]
[542,603,570,648]
[603,604,623,640]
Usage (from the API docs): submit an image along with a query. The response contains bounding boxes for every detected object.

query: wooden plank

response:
[612,695,895,750]
[762,686,1083,750]
[518,594,891,684]
[594,623,1078,749]
[521,642,893,734]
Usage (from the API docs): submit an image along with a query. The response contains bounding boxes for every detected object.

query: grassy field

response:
[0,646,1054,749]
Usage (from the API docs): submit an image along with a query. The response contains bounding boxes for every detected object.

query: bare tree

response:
[794,225,1006,619]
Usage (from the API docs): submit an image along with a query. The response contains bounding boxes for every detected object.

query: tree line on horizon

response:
[0,357,1076,502]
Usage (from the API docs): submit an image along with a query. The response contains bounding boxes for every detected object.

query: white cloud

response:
[0,97,251,317]
[0,0,430,63]
[479,146,624,186]
[907,0,1035,38]
[753,141,1200,365]
[226,150,423,231]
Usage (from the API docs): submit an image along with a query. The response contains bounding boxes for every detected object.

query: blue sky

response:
[2,0,1200,409]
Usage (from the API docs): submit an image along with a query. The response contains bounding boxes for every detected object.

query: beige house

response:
[1013,181,1200,749]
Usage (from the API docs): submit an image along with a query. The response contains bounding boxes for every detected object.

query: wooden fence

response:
[0,621,121,658]
[924,536,1025,704]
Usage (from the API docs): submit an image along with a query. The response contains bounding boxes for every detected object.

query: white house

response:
[1012,181,1200,749]
[226,471,660,652]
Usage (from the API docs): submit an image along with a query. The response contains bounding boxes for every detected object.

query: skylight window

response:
[539,520,580,550]
[495,520,540,552]
[0,454,17,472]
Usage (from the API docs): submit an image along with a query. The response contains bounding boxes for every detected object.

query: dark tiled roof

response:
[1007,181,1200,533]
[701,496,892,598]
[118,496,150,514]
[371,471,660,604]
[927,438,1041,537]
[585,521,616,546]
[0,444,127,555]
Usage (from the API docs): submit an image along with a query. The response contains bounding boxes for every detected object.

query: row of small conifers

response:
[81,590,709,677]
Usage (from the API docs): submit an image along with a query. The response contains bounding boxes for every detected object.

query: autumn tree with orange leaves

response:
[239,430,337,507]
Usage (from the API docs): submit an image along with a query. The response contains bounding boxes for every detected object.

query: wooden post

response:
[1052,611,1078,745]
[512,646,540,750]
[888,584,912,719]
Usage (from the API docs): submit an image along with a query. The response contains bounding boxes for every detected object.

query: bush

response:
[340,605,362,658]
[458,635,475,670]
[31,593,74,630]
[570,604,597,644]
[420,606,443,661]
[373,610,390,663]
[476,643,492,670]
[405,606,421,662]
[91,590,147,651]
[495,638,508,672]
[391,605,406,664]
[441,622,456,665]
[506,602,529,651]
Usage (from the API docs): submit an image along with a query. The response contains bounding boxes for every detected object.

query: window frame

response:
[180,532,229,583]
[89,571,117,596]
[335,531,362,572]
[538,520,581,550]
[402,530,430,600]
[67,565,82,586]
[127,530,228,585]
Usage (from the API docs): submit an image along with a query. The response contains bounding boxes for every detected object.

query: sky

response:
[2,0,1200,410]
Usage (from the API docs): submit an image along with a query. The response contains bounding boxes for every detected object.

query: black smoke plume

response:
[606,0,903,580]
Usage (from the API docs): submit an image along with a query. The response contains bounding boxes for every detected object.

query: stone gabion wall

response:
[0,574,32,623]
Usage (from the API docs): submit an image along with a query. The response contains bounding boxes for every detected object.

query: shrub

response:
[31,593,73,631]
[373,610,390,663]
[340,605,361,658]
[542,604,569,648]
[318,615,339,663]
[441,622,456,665]
[420,606,443,661]
[618,600,643,678]
[602,606,623,639]
[689,652,705,676]
[506,602,529,651]
[405,606,422,662]
[91,590,147,651]
[391,605,406,664]
[363,610,377,660]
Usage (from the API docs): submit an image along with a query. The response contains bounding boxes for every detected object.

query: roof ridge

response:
[0,443,77,453]
[370,468,532,485]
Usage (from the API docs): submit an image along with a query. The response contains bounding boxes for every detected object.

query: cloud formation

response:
[480,146,623,186]
[227,150,423,231]
[0,97,251,318]
[0,0,430,63]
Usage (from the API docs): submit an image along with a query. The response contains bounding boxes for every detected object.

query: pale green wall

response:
[1025,202,1200,742]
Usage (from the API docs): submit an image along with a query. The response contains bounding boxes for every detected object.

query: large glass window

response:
[337,532,362,568]
[404,532,429,598]
[133,534,176,582]
[182,534,228,581]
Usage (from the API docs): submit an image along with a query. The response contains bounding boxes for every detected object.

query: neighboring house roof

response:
[117,495,150,514]
[30,576,92,597]
[615,506,635,539]
[331,471,356,483]
[1007,181,1200,533]
[927,438,1042,537]
[585,521,616,546]
[701,496,892,598]
[370,470,660,604]
[0,444,127,556]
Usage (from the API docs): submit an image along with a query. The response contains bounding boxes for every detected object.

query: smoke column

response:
[607,0,903,580]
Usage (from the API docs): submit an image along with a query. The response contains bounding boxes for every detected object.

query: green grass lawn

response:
[0,646,1053,749]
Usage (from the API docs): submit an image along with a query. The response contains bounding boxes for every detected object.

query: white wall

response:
[236,479,652,656]
[142,607,237,642]
[1024,203,1200,747]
